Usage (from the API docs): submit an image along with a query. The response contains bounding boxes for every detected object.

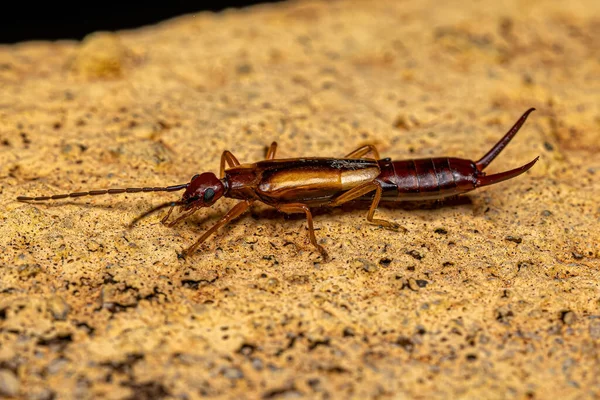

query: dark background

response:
[1,1,284,44]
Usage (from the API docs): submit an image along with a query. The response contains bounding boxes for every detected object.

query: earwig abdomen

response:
[377,158,479,201]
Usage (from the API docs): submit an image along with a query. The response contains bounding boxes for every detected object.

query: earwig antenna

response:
[475,108,536,171]
[16,183,189,202]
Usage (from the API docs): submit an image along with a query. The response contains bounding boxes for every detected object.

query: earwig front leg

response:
[265,141,278,160]
[276,203,329,261]
[345,144,381,160]
[184,200,253,257]
[219,151,241,178]
[129,201,181,228]
[164,209,197,227]
[160,204,177,225]
[329,182,402,230]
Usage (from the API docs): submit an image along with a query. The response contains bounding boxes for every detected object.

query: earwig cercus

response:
[17,108,539,260]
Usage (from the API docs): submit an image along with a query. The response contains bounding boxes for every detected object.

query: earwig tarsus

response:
[17,108,539,261]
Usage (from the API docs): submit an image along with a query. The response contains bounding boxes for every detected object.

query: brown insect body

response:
[225,158,381,206]
[376,155,537,202]
[17,108,539,260]
[377,158,477,201]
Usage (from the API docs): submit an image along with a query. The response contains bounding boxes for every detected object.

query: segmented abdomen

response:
[377,158,478,201]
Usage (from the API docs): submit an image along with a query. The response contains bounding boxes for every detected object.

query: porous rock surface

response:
[1,0,599,398]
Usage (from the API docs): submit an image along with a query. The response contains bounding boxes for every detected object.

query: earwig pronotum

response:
[17,108,539,260]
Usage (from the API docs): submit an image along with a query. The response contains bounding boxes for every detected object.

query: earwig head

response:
[181,172,225,210]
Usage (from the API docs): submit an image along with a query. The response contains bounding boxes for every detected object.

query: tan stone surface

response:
[1,0,599,398]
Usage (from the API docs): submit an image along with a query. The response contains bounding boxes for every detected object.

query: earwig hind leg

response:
[328,182,404,231]
[265,142,277,160]
[276,203,329,261]
[345,144,381,160]
[365,183,405,232]
[219,151,241,178]
[184,200,253,257]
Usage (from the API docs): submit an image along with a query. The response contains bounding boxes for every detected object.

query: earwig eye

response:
[203,188,215,202]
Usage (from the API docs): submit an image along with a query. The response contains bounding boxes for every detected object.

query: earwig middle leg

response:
[276,203,329,261]
[265,141,278,160]
[345,144,381,160]
[184,200,253,257]
[219,151,241,178]
[329,182,402,230]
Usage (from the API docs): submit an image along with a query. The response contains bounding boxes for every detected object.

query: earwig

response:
[17,108,539,261]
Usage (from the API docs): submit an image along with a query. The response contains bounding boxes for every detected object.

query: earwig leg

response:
[160,204,177,225]
[345,144,381,160]
[184,200,253,257]
[129,200,181,228]
[265,142,278,160]
[328,182,377,207]
[276,203,329,261]
[219,151,241,178]
[329,182,402,230]
[365,183,403,230]
[165,209,197,227]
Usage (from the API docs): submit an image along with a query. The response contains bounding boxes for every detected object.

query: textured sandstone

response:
[0,0,599,398]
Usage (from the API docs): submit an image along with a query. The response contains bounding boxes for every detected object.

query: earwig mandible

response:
[17,108,539,260]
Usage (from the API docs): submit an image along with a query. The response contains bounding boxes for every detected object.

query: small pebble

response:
[343,327,355,337]
[252,358,264,371]
[239,344,255,356]
[379,258,392,267]
[266,278,280,291]
[590,321,600,339]
[561,311,576,325]
[406,250,423,260]
[18,264,42,279]
[408,278,420,291]
[572,252,584,260]
[287,274,309,284]
[351,258,378,273]
[505,236,522,244]
[0,369,19,397]
[395,336,414,352]
[47,296,70,321]
[47,358,68,375]
[86,240,101,252]
[222,367,244,380]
